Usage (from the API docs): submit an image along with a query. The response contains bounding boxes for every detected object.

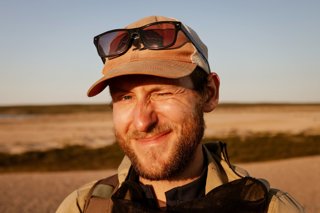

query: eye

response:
[111,92,133,102]
[157,92,172,96]
[151,92,173,100]
[121,95,132,101]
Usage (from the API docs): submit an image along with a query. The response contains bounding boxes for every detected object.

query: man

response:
[57,16,304,212]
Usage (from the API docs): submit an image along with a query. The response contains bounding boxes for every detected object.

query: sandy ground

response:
[1,105,319,153]
[0,105,319,212]
[240,156,320,213]
[0,156,319,213]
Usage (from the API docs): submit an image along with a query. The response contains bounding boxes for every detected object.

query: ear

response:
[202,72,220,112]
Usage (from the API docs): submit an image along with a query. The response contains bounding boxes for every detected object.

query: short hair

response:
[190,66,209,95]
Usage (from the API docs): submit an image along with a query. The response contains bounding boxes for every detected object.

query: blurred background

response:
[0,1,319,212]
[0,0,319,105]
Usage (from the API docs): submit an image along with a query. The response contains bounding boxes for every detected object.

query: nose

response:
[133,100,158,132]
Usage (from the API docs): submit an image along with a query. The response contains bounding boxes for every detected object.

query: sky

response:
[0,0,319,106]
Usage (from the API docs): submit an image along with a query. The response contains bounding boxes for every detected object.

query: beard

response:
[115,104,205,181]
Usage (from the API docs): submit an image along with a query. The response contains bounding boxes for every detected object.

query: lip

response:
[135,130,172,144]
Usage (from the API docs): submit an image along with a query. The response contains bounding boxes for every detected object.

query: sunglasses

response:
[93,21,210,72]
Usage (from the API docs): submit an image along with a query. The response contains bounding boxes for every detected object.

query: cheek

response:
[155,98,200,123]
[112,105,133,134]
[156,104,183,123]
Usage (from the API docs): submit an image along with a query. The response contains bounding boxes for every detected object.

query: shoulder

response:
[267,188,305,213]
[56,174,120,213]
[56,181,97,213]
[203,142,304,212]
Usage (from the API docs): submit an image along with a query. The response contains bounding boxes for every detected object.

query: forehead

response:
[109,75,194,91]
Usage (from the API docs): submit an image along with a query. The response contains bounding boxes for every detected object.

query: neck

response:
[139,144,204,203]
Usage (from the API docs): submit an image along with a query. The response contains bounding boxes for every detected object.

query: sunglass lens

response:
[97,30,130,57]
[141,23,177,49]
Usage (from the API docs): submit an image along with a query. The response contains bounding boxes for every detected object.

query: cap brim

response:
[87,60,197,97]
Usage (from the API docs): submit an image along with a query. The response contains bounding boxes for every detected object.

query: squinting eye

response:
[151,92,173,100]
[157,92,172,96]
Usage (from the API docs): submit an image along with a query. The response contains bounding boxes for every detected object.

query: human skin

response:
[109,73,219,202]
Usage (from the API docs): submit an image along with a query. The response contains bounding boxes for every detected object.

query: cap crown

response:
[87,16,210,97]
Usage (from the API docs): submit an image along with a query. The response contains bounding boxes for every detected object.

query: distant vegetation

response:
[0,133,319,172]
[0,103,318,172]
[0,104,113,115]
[0,103,319,115]
[0,143,123,172]
[204,133,320,162]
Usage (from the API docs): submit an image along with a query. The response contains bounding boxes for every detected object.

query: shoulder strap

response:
[83,174,119,213]
[204,141,244,178]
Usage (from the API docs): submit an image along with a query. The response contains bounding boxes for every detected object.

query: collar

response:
[164,165,207,206]
[118,159,208,208]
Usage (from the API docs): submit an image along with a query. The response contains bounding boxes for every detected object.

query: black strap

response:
[204,141,244,178]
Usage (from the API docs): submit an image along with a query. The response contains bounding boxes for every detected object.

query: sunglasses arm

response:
[181,25,211,73]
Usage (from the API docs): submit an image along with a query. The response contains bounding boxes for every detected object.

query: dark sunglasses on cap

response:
[93,21,210,72]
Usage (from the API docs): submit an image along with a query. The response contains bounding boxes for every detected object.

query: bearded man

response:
[57,16,304,213]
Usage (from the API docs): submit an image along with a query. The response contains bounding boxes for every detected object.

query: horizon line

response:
[1,101,320,108]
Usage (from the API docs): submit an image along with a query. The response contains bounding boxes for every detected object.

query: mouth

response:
[134,130,172,144]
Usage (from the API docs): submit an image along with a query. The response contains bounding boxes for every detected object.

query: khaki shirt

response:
[56,145,304,213]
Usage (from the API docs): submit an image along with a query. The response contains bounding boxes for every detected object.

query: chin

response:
[134,154,185,181]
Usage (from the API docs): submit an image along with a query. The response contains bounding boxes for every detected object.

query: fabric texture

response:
[87,15,210,97]
[56,142,304,213]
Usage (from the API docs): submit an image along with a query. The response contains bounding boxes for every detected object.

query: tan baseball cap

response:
[87,15,210,97]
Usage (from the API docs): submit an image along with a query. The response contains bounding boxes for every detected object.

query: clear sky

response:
[1,0,319,106]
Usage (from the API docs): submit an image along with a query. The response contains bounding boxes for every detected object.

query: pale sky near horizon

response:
[0,0,319,106]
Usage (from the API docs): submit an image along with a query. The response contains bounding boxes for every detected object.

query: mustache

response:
[126,124,173,141]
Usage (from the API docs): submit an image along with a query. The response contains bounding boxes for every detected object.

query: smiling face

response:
[109,74,212,180]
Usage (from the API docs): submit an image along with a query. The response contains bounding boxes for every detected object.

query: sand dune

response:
[0,156,319,213]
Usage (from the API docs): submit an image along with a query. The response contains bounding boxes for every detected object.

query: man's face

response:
[109,75,206,181]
